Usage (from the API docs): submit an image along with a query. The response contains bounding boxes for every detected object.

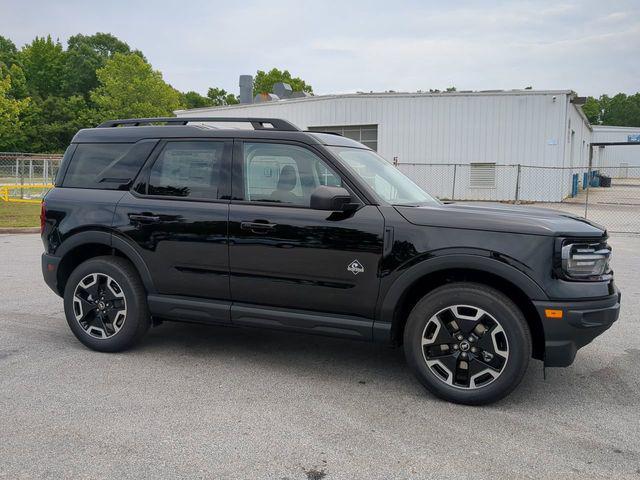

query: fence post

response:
[515,164,522,203]
[584,145,593,219]
[19,159,24,199]
[451,164,457,200]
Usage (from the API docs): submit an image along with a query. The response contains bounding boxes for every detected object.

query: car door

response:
[113,139,232,318]
[228,140,385,338]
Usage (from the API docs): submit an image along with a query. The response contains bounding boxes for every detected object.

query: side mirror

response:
[310,186,358,212]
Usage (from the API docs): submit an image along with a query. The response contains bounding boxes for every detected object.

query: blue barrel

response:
[572,174,579,197]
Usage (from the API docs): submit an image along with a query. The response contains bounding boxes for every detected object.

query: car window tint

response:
[148,141,224,200]
[63,142,155,190]
[243,143,342,207]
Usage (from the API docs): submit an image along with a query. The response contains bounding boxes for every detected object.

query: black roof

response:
[72,117,368,149]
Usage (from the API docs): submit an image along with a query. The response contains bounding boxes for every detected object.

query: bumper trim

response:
[533,290,621,367]
[41,253,61,296]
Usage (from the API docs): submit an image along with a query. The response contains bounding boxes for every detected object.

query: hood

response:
[396,202,606,237]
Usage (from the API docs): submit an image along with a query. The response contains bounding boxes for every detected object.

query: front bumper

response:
[42,253,61,296]
[533,289,621,367]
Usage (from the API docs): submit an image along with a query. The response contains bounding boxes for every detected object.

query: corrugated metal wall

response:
[177,91,588,201]
[592,126,640,171]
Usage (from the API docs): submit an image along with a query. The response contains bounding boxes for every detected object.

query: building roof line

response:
[175,89,576,114]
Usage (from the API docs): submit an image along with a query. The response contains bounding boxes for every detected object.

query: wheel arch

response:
[378,255,547,360]
[55,231,156,296]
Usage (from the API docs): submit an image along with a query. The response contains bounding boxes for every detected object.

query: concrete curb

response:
[0,227,40,234]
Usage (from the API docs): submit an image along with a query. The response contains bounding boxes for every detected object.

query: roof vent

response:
[254,92,279,103]
[272,82,293,99]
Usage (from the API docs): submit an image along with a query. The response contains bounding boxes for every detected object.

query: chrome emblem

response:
[347,260,365,275]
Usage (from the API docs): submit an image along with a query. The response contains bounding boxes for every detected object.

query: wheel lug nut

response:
[461,352,468,358]
[453,344,459,350]
[471,347,478,353]
[468,337,474,342]
[457,335,464,341]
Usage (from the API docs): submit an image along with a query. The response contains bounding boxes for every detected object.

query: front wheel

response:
[404,283,531,405]
[63,256,150,352]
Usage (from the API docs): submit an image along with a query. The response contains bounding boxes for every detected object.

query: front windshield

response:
[329,147,439,206]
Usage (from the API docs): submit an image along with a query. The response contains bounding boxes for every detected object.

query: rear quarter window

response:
[62,141,157,190]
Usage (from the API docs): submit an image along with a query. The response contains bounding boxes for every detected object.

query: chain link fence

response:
[398,162,640,234]
[1,152,638,234]
[0,152,62,202]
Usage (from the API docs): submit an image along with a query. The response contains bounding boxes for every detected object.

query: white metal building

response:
[592,126,640,175]
[176,90,593,202]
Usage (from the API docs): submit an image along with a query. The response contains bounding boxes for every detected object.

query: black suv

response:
[41,117,621,405]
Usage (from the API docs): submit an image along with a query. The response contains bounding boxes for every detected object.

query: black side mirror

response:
[310,186,358,212]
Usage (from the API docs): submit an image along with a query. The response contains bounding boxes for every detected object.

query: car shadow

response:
[134,319,552,406]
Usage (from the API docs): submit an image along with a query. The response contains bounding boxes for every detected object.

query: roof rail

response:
[305,130,343,137]
[97,117,300,131]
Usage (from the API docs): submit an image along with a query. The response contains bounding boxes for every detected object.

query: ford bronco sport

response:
[41,117,621,405]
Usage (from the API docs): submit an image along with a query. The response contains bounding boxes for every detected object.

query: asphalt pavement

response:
[1,234,639,479]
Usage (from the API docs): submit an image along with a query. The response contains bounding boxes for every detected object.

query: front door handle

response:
[129,214,161,223]
[240,221,277,233]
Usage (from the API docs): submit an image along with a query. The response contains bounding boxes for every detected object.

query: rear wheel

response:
[404,282,531,405]
[63,256,150,352]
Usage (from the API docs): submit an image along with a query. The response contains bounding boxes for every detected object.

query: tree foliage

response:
[253,68,313,96]
[181,88,238,109]
[0,36,18,68]
[0,74,30,150]
[583,93,640,127]
[91,53,183,121]
[207,87,238,106]
[0,32,241,152]
[20,36,66,98]
[63,32,139,96]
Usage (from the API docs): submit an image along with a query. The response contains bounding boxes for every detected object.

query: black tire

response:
[63,256,150,352]
[403,282,531,405]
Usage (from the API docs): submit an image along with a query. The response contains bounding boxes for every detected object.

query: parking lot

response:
[1,233,639,479]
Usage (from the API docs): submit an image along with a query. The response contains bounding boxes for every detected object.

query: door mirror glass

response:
[310,186,356,211]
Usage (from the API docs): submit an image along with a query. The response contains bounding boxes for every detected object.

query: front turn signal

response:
[545,309,563,319]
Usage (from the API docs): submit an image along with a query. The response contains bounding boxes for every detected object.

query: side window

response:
[243,142,342,207]
[148,141,224,200]
[62,142,156,190]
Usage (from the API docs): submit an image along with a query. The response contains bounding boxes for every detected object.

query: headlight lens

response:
[561,241,611,279]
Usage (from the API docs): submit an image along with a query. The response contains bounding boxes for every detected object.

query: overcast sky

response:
[1,0,638,97]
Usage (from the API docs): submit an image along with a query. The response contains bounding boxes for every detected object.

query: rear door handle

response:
[129,214,161,223]
[240,221,277,233]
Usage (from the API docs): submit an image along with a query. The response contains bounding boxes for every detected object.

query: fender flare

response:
[57,230,157,294]
[375,254,548,336]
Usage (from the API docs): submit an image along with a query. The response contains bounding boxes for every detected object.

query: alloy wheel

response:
[72,273,127,339]
[421,305,509,389]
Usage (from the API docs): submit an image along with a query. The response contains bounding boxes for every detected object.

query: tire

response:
[63,256,150,352]
[403,282,531,405]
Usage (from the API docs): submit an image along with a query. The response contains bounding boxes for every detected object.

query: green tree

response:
[0,35,19,68]
[253,68,312,96]
[582,93,640,127]
[182,90,213,109]
[63,32,138,96]
[0,74,30,150]
[582,96,601,124]
[19,36,66,97]
[207,87,238,106]
[90,53,183,121]
[23,95,94,152]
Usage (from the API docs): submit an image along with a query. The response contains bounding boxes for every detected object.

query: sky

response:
[1,0,638,98]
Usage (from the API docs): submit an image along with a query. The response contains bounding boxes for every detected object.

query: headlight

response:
[561,241,611,279]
